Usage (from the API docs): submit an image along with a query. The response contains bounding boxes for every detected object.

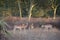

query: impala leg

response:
[13,27,16,33]
[20,27,22,31]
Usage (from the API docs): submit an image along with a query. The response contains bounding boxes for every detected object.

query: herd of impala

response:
[13,22,53,32]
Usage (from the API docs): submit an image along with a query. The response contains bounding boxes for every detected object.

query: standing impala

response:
[13,23,28,32]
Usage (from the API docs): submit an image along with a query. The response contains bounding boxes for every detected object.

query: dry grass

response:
[7,28,60,40]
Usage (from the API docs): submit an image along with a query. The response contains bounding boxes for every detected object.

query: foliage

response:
[0,0,60,17]
[0,20,11,40]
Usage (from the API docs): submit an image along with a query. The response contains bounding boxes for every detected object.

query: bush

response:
[0,21,10,40]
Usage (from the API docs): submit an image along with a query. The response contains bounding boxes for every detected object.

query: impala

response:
[13,24,28,32]
[41,24,53,29]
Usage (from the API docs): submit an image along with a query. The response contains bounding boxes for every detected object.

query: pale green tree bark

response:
[51,0,59,19]
[17,0,22,19]
[28,0,35,21]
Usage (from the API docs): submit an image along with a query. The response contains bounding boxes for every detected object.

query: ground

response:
[7,28,60,40]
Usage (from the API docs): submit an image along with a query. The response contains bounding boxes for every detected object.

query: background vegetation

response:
[0,0,60,18]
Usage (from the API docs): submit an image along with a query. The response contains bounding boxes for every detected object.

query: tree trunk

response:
[17,0,22,19]
[28,4,34,21]
[53,8,57,20]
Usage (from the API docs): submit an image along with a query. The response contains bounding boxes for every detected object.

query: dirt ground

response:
[7,28,60,40]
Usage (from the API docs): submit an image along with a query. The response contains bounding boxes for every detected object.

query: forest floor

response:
[7,28,60,40]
